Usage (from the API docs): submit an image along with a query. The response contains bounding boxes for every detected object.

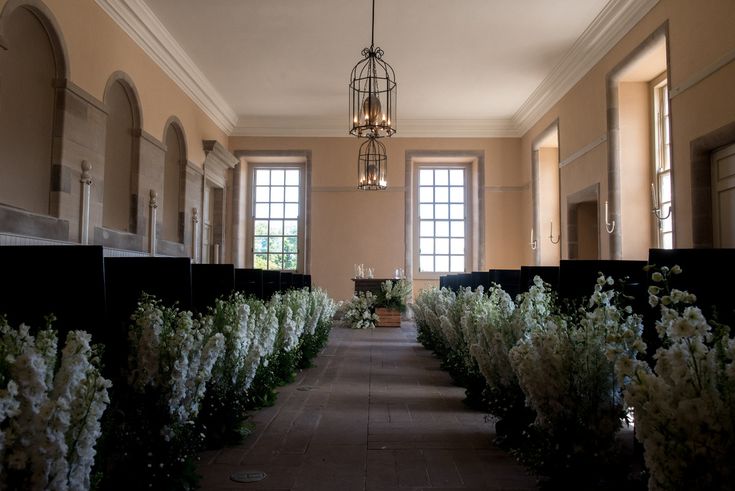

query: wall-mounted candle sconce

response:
[604,200,615,234]
[549,221,560,244]
[530,227,538,250]
[651,182,671,221]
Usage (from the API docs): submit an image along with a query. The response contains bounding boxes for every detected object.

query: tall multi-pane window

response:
[252,167,302,270]
[653,77,673,249]
[417,167,467,273]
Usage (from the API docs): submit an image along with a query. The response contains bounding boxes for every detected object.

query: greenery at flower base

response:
[413,268,735,490]
[345,279,412,329]
[0,287,336,491]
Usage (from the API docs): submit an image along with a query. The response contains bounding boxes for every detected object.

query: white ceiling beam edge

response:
[232,118,520,139]
[94,0,238,133]
[513,0,660,135]
[97,0,658,139]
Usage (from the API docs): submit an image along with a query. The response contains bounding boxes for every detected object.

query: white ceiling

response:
[100,0,659,136]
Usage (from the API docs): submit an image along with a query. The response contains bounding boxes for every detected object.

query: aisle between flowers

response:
[0,287,336,490]
[413,267,734,490]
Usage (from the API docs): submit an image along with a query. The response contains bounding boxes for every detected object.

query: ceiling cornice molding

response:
[99,0,658,139]
[233,117,521,138]
[95,0,238,133]
[513,0,660,136]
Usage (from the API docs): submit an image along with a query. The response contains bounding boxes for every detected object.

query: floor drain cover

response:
[230,470,267,483]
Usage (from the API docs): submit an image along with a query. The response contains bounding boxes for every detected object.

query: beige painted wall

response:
[229,136,525,300]
[538,147,560,265]
[18,0,228,163]
[619,81,653,259]
[521,0,735,252]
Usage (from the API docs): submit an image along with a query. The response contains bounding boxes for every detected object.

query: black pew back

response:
[0,245,106,342]
[648,248,735,327]
[471,271,491,292]
[235,268,264,299]
[192,264,235,313]
[520,266,560,292]
[558,259,647,301]
[489,269,521,298]
[262,270,281,300]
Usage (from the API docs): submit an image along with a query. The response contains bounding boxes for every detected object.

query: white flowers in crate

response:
[128,295,224,426]
[345,291,379,329]
[0,319,111,490]
[620,266,735,490]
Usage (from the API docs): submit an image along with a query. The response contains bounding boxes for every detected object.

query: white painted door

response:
[712,143,735,247]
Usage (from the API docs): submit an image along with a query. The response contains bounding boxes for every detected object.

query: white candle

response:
[531,227,534,242]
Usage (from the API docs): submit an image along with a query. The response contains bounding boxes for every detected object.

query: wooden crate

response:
[376,307,401,327]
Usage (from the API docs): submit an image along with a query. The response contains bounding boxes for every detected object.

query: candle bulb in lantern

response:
[651,182,658,209]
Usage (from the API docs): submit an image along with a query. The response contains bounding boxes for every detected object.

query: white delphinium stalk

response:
[621,267,734,490]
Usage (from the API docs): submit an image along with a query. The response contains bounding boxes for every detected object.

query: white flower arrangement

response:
[0,319,111,490]
[345,291,379,329]
[128,296,225,427]
[621,266,734,490]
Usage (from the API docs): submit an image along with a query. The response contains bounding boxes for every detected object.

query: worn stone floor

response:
[197,322,538,491]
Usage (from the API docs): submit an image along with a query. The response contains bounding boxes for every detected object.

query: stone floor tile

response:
[198,324,537,490]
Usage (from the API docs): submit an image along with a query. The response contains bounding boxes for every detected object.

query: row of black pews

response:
[0,246,312,359]
[440,249,735,330]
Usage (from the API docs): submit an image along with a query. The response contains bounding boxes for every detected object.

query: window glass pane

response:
[419,204,433,219]
[255,169,270,185]
[269,220,283,235]
[419,187,433,203]
[435,221,449,237]
[435,187,449,203]
[435,169,448,185]
[270,203,284,218]
[285,186,299,202]
[450,221,464,237]
[435,238,449,254]
[254,220,268,235]
[283,236,298,253]
[663,233,673,249]
[449,169,464,186]
[254,253,268,269]
[254,237,268,253]
[255,186,269,202]
[449,187,464,203]
[269,237,282,253]
[450,204,464,219]
[450,255,464,272]
[435,255,449,272]
[419,255,433,272]
[284,220,298,236]
[435,204,449,219]
[284,203,299,219]
[255,203,269,218]
[268,254,283,270]
[271,170,285,185]
[283,254,297,270]
[660,172,671,203]
[451,238,464,254]
[285,170,299,186]
[419,169,433,185]
[420,221,434,237]
[420,238,434,254]
[662,214,673,233]
[271,186,284,202]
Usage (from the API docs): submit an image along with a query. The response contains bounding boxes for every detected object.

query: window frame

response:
[412,161,474,279]
[246,162,306,272]
[650,72,673,249]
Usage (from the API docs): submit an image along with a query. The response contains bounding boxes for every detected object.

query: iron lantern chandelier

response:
[349,0,397,138]
[357,136,388,190]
